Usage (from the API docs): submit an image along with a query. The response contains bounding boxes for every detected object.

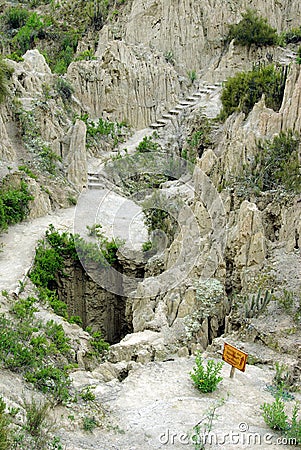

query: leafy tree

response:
[227,9,278,48]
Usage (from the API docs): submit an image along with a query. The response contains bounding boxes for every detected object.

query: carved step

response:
[161,114,174,120]
[179,100,196,106]
[87,183,104,190]
[150,122,166,128]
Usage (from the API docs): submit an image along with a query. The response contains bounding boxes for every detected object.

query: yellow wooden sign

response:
[222,342,248,372]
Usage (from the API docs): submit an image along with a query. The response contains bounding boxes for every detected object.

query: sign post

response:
[222,342,248,378]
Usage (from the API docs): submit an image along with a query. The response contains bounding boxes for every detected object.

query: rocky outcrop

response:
[0,105,16,162]
[62,119,87,188]
[67,41,180,129]
[113,0,301,75]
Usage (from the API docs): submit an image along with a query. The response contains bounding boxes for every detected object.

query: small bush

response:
[2,6,30,30]
[227,9,278,48]
[55,77,74,101]
[89,331,110,356]
[190,354,224,393]
[82,416,98,432]
[220,64,287,120]
[282,27,301,45]
[254,130,301,193]
[12,12,46,56]
[136,135,160,153]
[260,397,288,431]
[0,180,33,232]
[25,366,71,404]
[80,386,96,402]
[142,241,152,252]
[182,118,212,162]
[22,397,51,438]
[77,114,127,148]
[260,396,301,444]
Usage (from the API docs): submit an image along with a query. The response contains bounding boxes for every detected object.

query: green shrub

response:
[187,70,197,84]
[22,397,51,438]
[55,77,74,101]
[220,64,287,120]
[254,130,301,193]
[18,165,38,180]
[75,49,97,61]
[261,397,288,431]
[77,114,127,148]
[142,241,152,252]
[12,12,46,55]
[29,245,63,287]
[260,395,301,443]
[227,9,278,48]
[182,119,212,162]
[3,6,29,29]
[44,320,71,355]
[136,135,160,153]
[25,366,71,404]
[0,302,74,403]
[18,109,61,174]
[190,354,224,393]
[80,386,96,402]
[89,331,110,356]
[0,180,33,232]
[82,416,98,432]
[282,27,301,45]
[68,315,83,326]
[11,296,38,319]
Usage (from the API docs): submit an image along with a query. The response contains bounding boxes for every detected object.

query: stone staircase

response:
[149,82,222,129]
[87,81,223,189]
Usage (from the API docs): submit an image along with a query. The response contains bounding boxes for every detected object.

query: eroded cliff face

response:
[64,0,301,128]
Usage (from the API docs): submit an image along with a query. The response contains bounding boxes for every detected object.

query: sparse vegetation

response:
[55,77,74,102]
[190,354,224,393]
[261,398,301,444]
[181,118,212,163]
[227,9,278,48]
[191,397,226,450]
[17,108,62,174]
[82,416,98,432]
[80,386,96,402]
[142,240,152,252]
[76,113,128,148]
[136,135,161,153]
[187,69,197,84]
[0,297,74,403]
[142,191,181,244]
